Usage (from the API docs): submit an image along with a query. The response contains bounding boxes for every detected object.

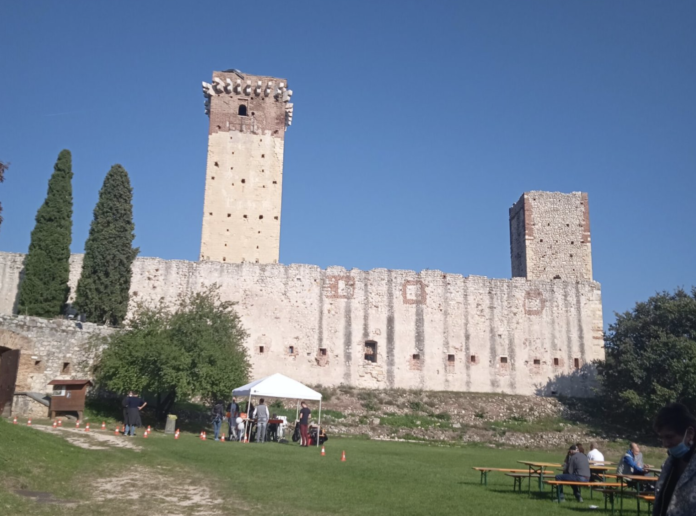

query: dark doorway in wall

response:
[238,105,248,116]
[0,347,20,417]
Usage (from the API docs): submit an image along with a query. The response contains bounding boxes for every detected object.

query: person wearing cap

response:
[554,444,591,502]
[652,403,696,516]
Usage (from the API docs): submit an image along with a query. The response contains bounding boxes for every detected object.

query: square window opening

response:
[364,340,377,363]
[62,362,71,374]
[500,356,508,364]
[533,359,541,366]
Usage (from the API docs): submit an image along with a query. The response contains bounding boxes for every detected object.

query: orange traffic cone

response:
[101,421,106,430]
[202,431,207,441]
[114,428,120,436]
[221,435,225,442]
[52,421,57,429]
[321,446,326,456]
[143,431,148,439]
[341,450,346,462]
[13,417,17,424]
[147,425,151,433]
[121,425,125,433]
[199,431,204,440]
[85,423,90,432]
[27,418,32,426]
[57,419,62,427]
[174,431,179,440]
[76,420,81,428]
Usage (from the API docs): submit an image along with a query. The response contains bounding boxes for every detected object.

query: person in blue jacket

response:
[617,442,649,475]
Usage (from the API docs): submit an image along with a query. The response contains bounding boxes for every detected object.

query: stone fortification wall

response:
[0,313,116,417]
[0,252,604,397]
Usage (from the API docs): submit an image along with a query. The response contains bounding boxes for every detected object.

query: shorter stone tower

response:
[199,70,294,264]
[509,191,592,281]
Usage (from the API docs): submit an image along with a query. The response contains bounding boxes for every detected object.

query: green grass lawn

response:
[0,418,665,515]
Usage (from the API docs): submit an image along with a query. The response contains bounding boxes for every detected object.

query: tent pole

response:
[246,392,252,444]
[317,399,322,447]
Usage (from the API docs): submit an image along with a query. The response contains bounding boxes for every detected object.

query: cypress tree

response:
[74,164,139,326]
[18,150,74,317]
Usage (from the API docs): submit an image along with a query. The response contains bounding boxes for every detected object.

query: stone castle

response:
[0,69,603,417]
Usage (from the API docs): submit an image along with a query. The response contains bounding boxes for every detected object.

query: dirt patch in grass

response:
[31,425,142,451]
[90,469,228,516]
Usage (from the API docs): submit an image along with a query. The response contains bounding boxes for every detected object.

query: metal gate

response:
[0,347,20,417]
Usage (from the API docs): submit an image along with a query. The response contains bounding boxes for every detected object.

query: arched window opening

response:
[238,105,248,116]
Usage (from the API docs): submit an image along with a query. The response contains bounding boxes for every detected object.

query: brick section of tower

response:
[199,70,293,264]
[509,191,593,281]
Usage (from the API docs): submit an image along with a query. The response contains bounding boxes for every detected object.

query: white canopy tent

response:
[232,373,323,446]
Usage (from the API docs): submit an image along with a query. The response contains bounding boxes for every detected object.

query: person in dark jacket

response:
[125,392,146,437]
[555,444,591,502]
[211,400,224,441]
[652,403,696,516]
[121,391,132,435]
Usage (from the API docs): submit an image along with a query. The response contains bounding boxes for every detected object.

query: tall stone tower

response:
[509,191,593,281]
[200,70,294,263]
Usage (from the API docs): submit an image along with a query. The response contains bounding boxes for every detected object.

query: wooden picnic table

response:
[617,474,658,516]
[471,467,553,486]
[518,461,562,494]
[545,480,622,504]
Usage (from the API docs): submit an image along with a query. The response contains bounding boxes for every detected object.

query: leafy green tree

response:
[18,150,73,317]
[92,285,250,419]
[0,160,8,231]
[74,164,138,326]
[596,287,696,425]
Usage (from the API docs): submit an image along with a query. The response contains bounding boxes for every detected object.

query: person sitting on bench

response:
[555,444,591,503]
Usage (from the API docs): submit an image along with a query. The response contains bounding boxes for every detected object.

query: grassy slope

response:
[0,418,665,516]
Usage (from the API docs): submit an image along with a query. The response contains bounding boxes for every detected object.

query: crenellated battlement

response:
[201,69,293,127]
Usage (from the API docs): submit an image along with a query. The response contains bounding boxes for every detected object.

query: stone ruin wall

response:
[0,313,114,417]
[0,251,604,398]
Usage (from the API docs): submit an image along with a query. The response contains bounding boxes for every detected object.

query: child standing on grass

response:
[299,401,311,447]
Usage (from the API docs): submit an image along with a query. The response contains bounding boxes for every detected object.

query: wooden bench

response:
[472,468,554,486]
[505,472,555,492]
[545,480,622,503]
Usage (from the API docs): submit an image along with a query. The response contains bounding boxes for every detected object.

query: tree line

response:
[6,150,251,414]
[16,149,138,326]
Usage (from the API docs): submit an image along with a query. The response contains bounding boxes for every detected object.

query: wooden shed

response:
[48,379,92,420]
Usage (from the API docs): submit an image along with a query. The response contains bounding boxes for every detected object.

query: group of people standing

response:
[211,397,314,446]
[120,391,147,436]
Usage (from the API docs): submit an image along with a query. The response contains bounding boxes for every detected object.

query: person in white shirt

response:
[587,442,605,464]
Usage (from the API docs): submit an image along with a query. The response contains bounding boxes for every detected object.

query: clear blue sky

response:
[1,1,694,328]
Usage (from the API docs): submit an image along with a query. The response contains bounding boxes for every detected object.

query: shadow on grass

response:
[534,365,659,446]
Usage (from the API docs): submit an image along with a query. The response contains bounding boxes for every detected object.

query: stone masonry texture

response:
[200,70,289,264]
[510,191,592,281]
[0,244,604,402]
[0,313,115,417]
